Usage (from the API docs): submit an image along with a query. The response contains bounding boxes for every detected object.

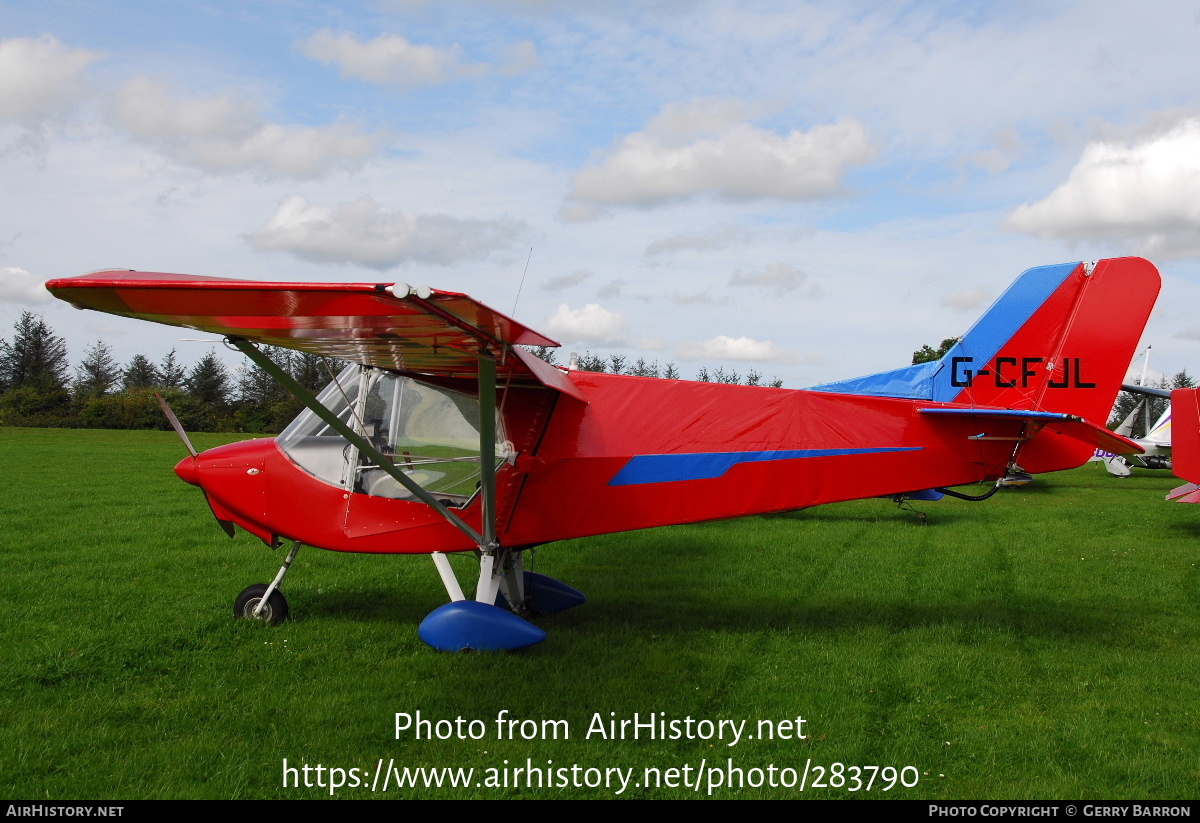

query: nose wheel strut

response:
[234,540,302,625]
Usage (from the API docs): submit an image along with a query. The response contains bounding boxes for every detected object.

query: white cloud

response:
[115,77,258,139]
[568,98,875,210]
[114,77,383,177]
[0,267,50,304]
[676,334,796,362]
[1139,234,1200,260]
[728,261,819,297]
[666,292,730,307]
[966,126,1027,174]
[499,40,539,76]
[645,223,752,256]
[301,30,488,89]
[543,302,626,344]
[644,97,761,138]
[595,279,624,299]
[1005,117,1200,258]
[541,270,591,291]
[249,194,528,268]
[558,202,602,222]
[0,36,101,125]
[939,287,993,311]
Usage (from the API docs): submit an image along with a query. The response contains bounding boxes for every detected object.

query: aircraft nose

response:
[175,455,200,486]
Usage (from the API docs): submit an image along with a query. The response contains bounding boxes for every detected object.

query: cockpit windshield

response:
[277,365,509,502]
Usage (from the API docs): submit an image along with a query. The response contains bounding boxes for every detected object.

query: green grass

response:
[2,427,1199,799]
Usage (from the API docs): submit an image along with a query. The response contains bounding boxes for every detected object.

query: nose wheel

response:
[232,540,301,625]
[234,584,289,624]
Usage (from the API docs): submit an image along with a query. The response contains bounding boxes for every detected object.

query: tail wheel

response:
[234,584,289,625]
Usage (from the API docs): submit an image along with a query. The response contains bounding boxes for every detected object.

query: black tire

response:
[234,584,289,625]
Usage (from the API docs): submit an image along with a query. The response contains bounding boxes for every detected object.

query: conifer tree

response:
[529,346,557,365]
[73,341,121,398]
[185,350,231,408]
[578,352,606,372]
[0,311,69,393]
[237,345,292,407]
[291,351,339,394]
[122,353,160,391]
[159,349,186,389]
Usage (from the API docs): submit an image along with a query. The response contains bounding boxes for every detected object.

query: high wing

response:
[45,270,584,401]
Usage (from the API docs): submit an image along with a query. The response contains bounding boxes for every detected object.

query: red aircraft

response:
[1167,387,1200,504]
[47,256,1160,651]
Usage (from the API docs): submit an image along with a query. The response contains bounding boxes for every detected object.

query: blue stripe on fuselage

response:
[608,447,922,486]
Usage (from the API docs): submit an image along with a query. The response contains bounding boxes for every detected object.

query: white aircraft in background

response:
[1093,382,1172,477]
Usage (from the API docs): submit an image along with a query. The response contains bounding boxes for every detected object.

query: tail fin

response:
[1145,404,1172,444]
[812,258,1160,427]
[1113,402,1144,437]
[1170,388,1200,489]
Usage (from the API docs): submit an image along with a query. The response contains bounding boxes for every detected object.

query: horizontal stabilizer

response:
[1167,482,1200,504]
[919,407,1144,455]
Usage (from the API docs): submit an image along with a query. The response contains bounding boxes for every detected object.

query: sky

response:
[3,0,1200,387]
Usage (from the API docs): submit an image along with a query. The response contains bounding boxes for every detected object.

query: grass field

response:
[2,426,1199,799]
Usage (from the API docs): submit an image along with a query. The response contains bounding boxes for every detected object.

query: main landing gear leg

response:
[494,550,587,615]
[499,550,528,613]
[416,350,577,651]
[420,548,546,652]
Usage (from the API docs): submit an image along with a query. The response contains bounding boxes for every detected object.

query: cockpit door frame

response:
[228,337,494,549]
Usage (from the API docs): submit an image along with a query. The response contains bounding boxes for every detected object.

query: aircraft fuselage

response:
[178,371,1067,555]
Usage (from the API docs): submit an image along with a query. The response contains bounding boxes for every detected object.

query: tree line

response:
[0,311,339,433]
[529,347,785,387]
[0,314,787,434]
[7,311,1188,435]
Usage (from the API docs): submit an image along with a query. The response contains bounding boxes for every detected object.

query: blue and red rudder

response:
[811,258,1161,473]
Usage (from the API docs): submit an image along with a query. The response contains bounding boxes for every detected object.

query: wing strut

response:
[228,337,493,550]
[479,352,498,550]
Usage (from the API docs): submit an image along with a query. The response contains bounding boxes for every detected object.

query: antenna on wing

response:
[511,247,533,317]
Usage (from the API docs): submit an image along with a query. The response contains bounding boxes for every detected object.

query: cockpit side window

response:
[277,366,509,502]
